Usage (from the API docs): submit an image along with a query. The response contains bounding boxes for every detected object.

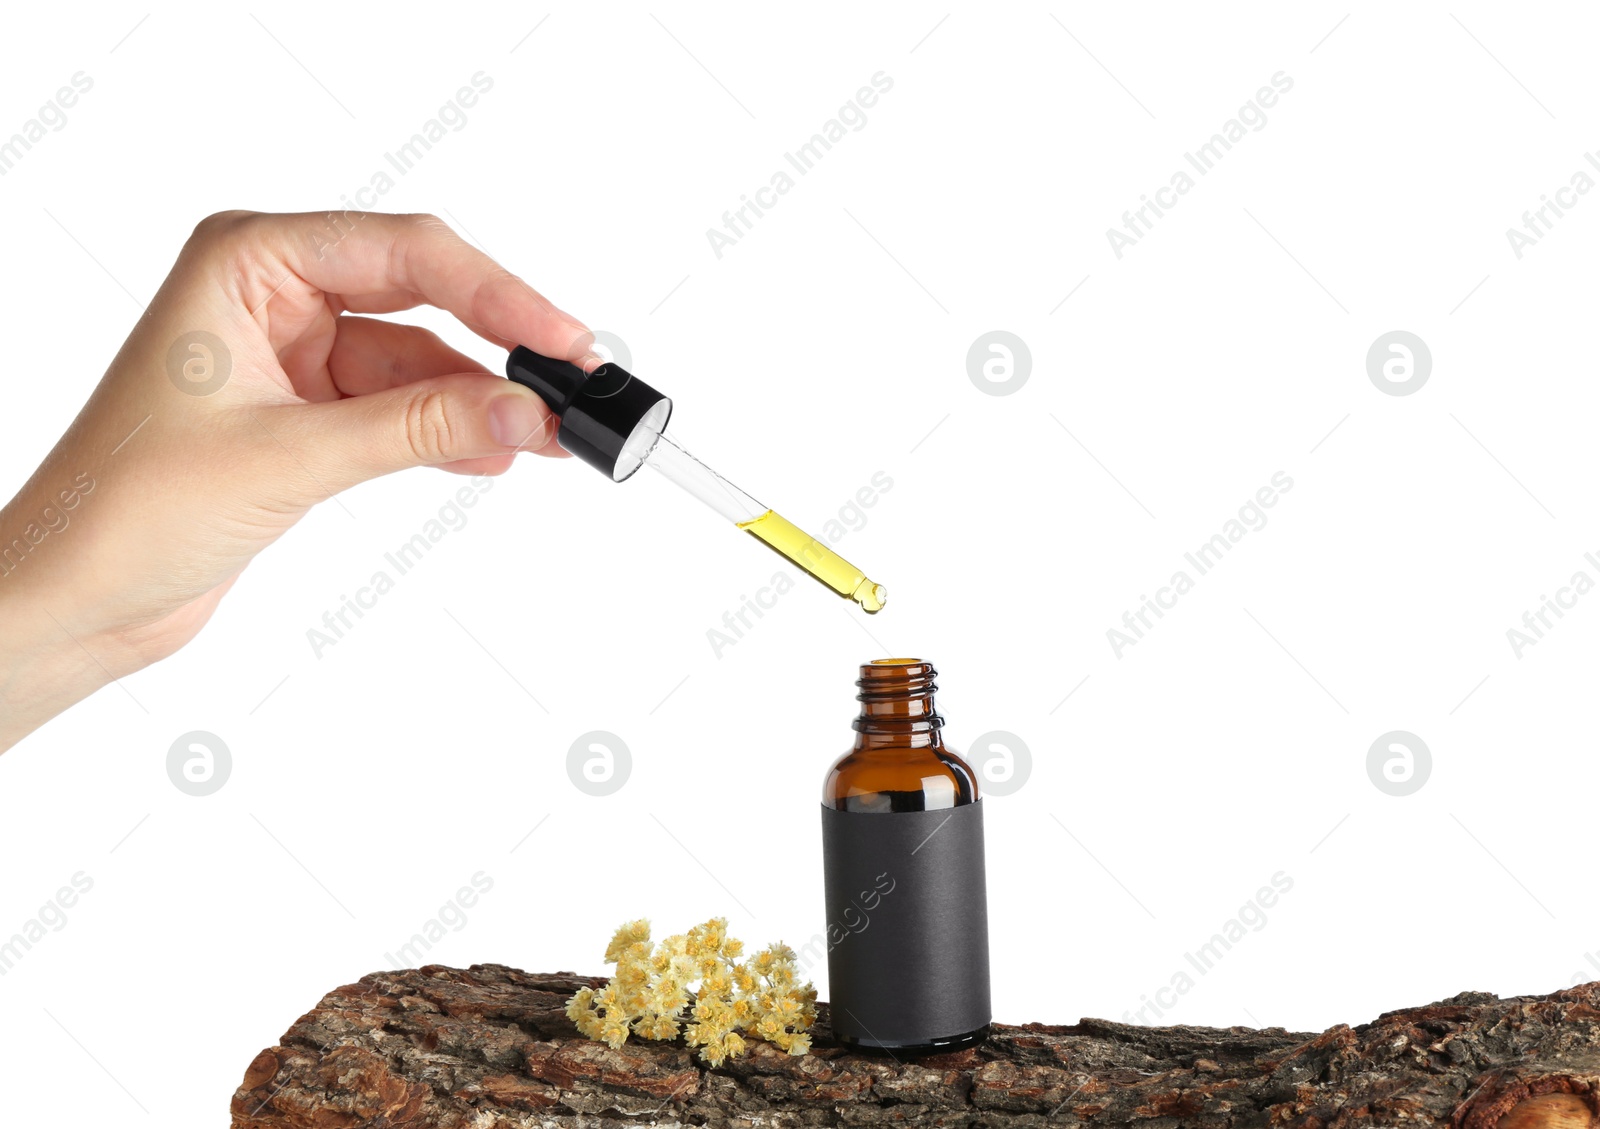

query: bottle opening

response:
[855,658,941,727]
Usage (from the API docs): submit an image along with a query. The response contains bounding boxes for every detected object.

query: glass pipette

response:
[506,346,887,614]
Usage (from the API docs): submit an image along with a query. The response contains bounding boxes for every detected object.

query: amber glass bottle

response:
[820,658,991,1054]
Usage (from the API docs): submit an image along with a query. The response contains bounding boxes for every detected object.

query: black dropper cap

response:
[505,346,672,481]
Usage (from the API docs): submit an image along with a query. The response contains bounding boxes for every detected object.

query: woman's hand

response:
[0,210,594,751]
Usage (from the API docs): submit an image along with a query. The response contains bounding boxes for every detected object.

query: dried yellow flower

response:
[604,919,651,963]
[567,917,816,1065]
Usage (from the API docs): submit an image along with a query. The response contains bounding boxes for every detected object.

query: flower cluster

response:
[566,917,817,1065]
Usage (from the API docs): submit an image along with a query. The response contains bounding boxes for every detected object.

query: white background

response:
[3,1,1598,1121]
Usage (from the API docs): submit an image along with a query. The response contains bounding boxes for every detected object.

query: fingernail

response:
[579,351,604,371]
[566,329,596,361]
[489,392,548,449]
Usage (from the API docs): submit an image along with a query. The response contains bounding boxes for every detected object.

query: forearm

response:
[0,516,113,753]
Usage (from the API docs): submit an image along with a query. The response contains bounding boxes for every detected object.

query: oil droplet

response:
[852,580,887,614]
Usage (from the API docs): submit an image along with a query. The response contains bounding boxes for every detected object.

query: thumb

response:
[291,374,559,495]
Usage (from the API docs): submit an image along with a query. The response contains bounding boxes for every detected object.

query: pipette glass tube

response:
[505,347,887,614]
[644,430,887,613]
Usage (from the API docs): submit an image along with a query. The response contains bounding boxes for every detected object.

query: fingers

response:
[327,316,492,396]
[279,372,564,500]
[323,317,568,460]
[434,454,520,477]
[218,211,599,365]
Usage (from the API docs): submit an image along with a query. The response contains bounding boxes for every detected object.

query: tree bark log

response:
[230,965,1600,1128]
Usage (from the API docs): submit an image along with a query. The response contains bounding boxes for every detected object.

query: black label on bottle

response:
[820,800,990,1047]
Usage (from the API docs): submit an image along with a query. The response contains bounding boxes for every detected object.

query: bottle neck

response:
[853,659,944,750]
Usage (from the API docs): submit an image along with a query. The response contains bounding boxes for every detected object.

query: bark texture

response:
[230,965,1600,1128]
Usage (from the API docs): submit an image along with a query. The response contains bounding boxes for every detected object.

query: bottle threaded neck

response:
[854,658,943,734]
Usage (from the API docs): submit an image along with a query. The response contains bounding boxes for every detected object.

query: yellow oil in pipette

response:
[737,510,887,614]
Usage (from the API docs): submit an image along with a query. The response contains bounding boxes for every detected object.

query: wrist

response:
[0,569,112,753]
